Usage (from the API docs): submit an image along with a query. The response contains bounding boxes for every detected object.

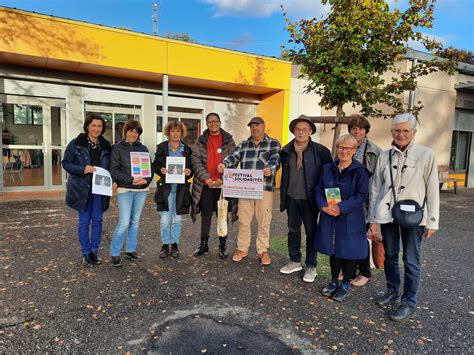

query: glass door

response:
[1,96,66,191]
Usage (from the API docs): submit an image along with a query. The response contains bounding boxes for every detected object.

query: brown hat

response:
[247,116,265,126]
[289,115,316,134]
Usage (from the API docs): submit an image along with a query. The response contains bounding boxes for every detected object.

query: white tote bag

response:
[217,189,229,237]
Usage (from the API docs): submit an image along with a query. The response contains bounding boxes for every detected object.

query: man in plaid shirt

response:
[218,116,281,265]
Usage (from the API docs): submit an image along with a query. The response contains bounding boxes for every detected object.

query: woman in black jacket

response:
[152,121,193,258]
[109,120,152,267]
[62,113,112,267]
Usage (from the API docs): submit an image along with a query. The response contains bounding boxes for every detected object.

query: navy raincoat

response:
[314,159,370,260]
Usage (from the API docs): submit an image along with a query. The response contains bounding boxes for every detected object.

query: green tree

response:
[283,0,456,153]
[436,46,474,65]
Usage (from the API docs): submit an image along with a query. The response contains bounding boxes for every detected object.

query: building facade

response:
[1,7,472,192]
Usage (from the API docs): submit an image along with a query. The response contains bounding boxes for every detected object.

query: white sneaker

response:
[280,261,303,274]
[303,267,317,283]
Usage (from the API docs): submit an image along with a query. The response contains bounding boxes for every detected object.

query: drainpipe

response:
[408,59,418,112]
[162,74,169,128]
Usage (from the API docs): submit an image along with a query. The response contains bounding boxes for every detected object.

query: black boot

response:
[219,237,228,259]
[159,244,170,258]
[170,243,180,258]
[194,237,209,257]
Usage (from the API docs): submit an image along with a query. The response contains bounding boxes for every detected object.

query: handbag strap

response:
[219,186,224,201]
[388,150,398,204]
[389,149,426,208]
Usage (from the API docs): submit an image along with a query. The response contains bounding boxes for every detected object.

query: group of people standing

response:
[62,111,439,322]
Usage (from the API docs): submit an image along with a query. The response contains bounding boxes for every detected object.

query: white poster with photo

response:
[130,152,152,178]
[222,168,264,200]
[92,167,113,196]
[165,156,186,184]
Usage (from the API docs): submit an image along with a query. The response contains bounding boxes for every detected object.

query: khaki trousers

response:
[237,191,274,254]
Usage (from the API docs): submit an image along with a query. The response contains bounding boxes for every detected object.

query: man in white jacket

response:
[369,113,439,321]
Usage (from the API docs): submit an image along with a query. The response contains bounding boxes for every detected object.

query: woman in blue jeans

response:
[109,120,152,267]
[152,121,193,258]
[62,113,113,267]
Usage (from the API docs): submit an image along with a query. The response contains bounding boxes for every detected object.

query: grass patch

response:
[270,235,383,279]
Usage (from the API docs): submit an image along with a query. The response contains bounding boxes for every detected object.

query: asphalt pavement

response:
[0,189,473,353]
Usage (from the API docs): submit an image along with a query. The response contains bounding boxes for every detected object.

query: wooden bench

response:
[438,165,463,194]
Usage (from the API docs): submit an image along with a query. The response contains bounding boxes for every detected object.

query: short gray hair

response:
[393,113,417,130]
[335,134,358,149]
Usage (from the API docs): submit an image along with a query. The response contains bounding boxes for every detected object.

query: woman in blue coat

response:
[62,113,113,267]
[315,134,370,302]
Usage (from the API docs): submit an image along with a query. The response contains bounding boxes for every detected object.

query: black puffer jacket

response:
[190,128,238,223]
[62,133,111,212]
[152,141,193,214]
[109,139,152,189]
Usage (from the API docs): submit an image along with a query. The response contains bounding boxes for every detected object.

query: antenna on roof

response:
[152,0,158,36]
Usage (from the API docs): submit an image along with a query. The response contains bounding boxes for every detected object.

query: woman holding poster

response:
[314,134,370,302]
[152,121,193,259]
[109,120,152,267]
[62,113,112,267]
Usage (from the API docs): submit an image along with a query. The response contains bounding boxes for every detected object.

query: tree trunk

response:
[331,105,344,157]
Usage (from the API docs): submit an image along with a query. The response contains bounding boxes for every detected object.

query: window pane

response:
[13,104,43,125]
[454,131,469,171]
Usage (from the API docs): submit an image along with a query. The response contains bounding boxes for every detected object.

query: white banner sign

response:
[222,168,264,200]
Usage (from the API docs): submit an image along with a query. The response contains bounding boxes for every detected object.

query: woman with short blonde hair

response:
[315,134,370,302]
[152,121,193,258]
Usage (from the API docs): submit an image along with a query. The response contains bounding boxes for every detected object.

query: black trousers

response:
[199,186,222,239]
[330,255,357,284]
[286,197,317,267]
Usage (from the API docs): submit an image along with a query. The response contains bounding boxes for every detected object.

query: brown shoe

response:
[232,250,248,262]
[258,251,271,266]
[350,275,371,287]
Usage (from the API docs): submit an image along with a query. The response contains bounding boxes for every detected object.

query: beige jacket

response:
[369,140,439,230]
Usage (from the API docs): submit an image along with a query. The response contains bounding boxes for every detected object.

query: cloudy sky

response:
[1,0,472,57]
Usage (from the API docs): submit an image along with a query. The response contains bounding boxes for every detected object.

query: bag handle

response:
[389,149,426,208]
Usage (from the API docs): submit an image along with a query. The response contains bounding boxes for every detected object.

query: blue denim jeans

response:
[160,189,182,245]
[78,193,104,255]
[110,190,148,257]
[381,223,424,307]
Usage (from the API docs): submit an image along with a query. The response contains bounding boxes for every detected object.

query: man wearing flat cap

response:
[218,116,281,265]
[279,115,332,282]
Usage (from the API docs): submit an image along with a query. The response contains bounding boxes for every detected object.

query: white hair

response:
[393,113,417,130]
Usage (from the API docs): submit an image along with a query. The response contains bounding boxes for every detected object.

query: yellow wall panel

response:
[257,90,290,189]
[168,42,290,90]
[0,8,290,91]
[0,8,168,73]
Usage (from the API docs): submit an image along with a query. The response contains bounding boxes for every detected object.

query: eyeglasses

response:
[336,146,354,152]
[391,129,413,135]
[294,128,311,133]
[207,120,220,125]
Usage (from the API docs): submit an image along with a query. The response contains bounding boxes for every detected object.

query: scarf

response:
[87,136,101,151]
[293,140,309,171]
